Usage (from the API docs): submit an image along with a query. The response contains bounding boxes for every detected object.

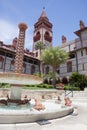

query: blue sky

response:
[0,0,87,51]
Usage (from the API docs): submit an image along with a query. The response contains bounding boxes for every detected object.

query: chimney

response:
[12,37,17,49]
[80,20,85,30]
[62,35,67,43]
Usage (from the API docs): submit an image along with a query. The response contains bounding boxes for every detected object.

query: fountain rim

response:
[0,72,43,85]
[0,104,73,123]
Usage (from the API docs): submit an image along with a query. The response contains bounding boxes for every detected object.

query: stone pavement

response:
[0,100,87,130]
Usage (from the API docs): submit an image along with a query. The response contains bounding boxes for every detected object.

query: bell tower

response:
[33,10,53,52]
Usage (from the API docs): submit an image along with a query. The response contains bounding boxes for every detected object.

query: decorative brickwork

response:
[14,23,27,73]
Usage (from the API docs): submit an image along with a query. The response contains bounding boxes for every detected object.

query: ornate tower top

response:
[34,10,52,32]
[38,10,49,21]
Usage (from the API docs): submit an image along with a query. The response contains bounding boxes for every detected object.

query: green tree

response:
[41,46,69,86]
[35,41,46,55]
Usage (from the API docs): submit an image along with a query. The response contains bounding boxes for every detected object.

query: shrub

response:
[70,72,87,90]
[23,84,53,89]
[0,83,10,88]
[64,85,80,91]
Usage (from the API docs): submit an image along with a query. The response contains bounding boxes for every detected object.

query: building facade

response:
[0,39,40,75]
[59,20,87,79]
[0,11,87,79]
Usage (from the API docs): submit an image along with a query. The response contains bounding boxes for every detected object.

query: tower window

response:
[33,31,41,42]
[45,31,50,36]
[44,31,52,42]
[36,31,40,35]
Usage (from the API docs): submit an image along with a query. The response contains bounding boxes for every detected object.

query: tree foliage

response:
[70,72,87,90]
[41,47,68,66]
[35,42,46,51]
[41,47,69,86]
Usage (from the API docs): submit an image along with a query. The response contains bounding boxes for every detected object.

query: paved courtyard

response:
[0,99,87,130]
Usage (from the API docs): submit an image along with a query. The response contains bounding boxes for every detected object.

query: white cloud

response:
[0,19,33,50]
[0,19,18,44]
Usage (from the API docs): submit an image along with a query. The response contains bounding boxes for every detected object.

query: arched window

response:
[36,31,40,36]
[45,31,50,36]
[44,31,52,42]
[31,65,35,74]
[33,31,41,42]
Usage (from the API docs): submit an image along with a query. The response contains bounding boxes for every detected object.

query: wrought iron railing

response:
[65,90,73,97]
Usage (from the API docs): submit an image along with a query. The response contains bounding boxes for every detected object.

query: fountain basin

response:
[0,101,73,124]
[0,72,43,85]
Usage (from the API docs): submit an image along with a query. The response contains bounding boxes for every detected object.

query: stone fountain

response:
[0,22,42,104]
[0,23,73,124]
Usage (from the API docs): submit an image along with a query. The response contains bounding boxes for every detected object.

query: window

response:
[83,64,84,71]
[44,31,52,42]
[0,56,4,69]
[10,60,14,71]
[33,31,41,42]
[86,48,87,55]
[67,61,72,72]
[69,53,75,59]
[81,50,83,56]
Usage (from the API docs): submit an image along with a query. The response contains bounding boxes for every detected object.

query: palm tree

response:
[41,46,69,86]
[35,41,46,56]
[35,41,46,75]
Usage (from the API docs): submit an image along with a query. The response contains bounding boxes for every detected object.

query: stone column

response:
[14,23,27,73]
